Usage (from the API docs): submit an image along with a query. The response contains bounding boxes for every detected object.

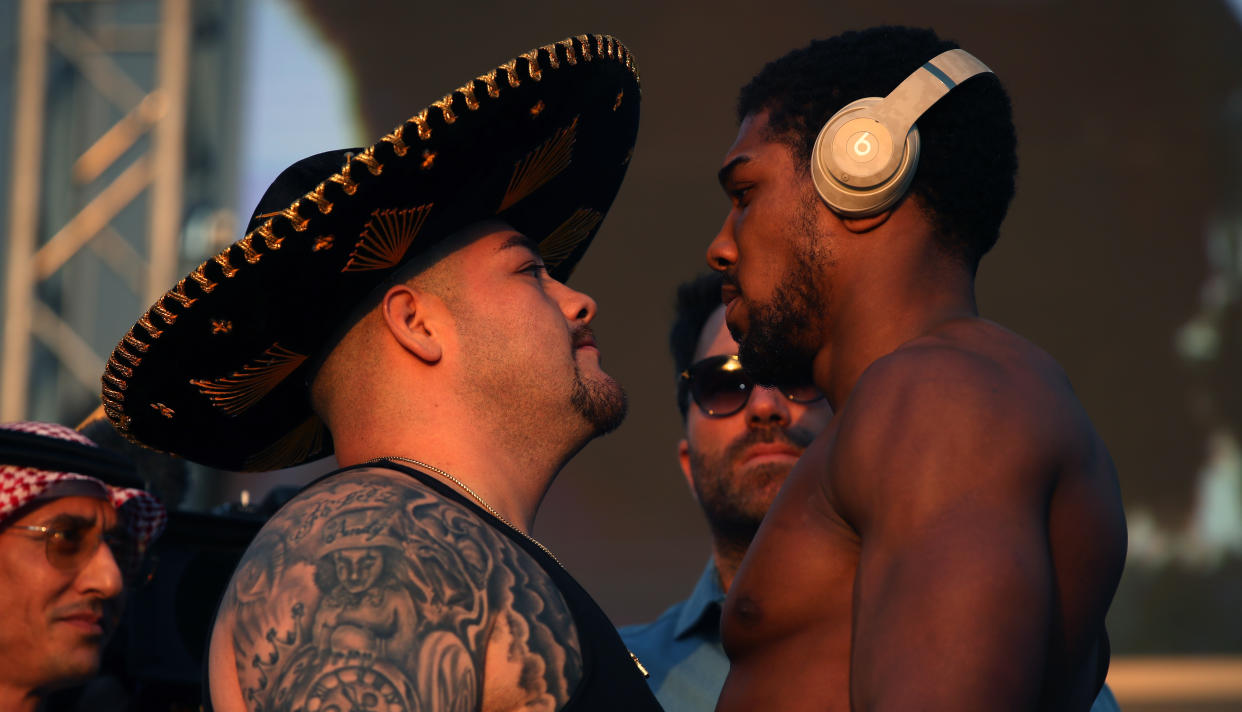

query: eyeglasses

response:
[7,519,155,585]
[679,354,824,417]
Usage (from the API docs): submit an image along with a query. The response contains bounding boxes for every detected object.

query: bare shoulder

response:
[830,321,1084,524]
[209,466,581,712]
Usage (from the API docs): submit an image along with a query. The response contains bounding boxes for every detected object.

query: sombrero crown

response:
[102,34,640,471]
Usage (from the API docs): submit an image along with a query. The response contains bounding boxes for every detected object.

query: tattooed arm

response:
[207,468,582,712]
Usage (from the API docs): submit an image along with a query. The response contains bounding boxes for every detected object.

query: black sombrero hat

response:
[101,34,640,472]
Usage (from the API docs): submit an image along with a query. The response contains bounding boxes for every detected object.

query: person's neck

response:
[710,536,751,593]
[814,263,978,410]
[334,415,579,535]
[0,683,43,712]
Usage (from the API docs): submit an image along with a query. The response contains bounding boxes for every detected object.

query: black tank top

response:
[204,461,663,711]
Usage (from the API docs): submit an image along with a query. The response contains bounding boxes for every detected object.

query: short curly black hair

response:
[737,26,1017,266]
[669,272,726,419]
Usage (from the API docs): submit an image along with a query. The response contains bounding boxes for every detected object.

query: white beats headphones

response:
[810,48,992,217]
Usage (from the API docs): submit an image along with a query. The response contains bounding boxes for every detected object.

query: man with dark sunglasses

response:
[620,272,832,710]
[0,421,165,712]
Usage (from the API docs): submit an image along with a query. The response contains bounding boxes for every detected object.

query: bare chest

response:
[717,444,858,709]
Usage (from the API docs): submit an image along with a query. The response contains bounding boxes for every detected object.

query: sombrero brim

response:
[102,34,640,471]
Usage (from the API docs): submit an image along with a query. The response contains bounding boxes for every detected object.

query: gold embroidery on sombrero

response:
[243,416,328,472]
[305,183,335,214]
[137,314,163,339]
[277,201,310,231]
[520,48,543,81]
[102,375,125,405]
[166,279,198,309]
[559,39,579,66]
[150,402,175,419]
[212,249,240,278]
[613,91,624,111]
[459,84,480,111]
[103,371,128,391]
[238,233,263,264]
[622,148,634,166]
[327,163,359,196]
[478,72,502,99]
[114,345,141,367]
[342,204,434,272]
[420,150,436,170]
[431,95,458,126]
[255,221,282,251]
[312,235,334,251]
[499,116,579,212]
[410,110,432,141]
[353,148,383,176]
[577,34,595,61]
[190,263,217,293]
[123,333,150,353]
[211,320,233,334]
[110,361,134,379]
[104,405,129,431]
[189,343,308,417]
[380,126,409,157]
[530,100,546,118]
[540,209,603,269]
[152,301,179,326]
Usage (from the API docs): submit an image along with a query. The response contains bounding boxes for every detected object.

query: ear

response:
[380,284,444,364]
[839,209,893,234]
[677,438,698,502]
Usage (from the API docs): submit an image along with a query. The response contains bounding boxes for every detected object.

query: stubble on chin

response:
[570,367,628,436]
[737,192,829,389]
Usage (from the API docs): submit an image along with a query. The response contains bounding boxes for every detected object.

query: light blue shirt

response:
[620,560,1122,712]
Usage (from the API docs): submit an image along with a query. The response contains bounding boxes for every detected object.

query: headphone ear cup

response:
[811,97,921,218]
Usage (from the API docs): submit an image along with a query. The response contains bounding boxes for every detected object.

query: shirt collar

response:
[673,558,727,639]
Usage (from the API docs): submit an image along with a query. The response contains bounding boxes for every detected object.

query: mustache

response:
[723,422,817,464]
[572,325,597,349]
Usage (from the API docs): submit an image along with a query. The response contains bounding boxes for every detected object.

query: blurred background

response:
[2,0,1241,709]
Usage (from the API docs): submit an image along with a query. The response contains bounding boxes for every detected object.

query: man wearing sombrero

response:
[101,34,662,711]
[0,421,166,712]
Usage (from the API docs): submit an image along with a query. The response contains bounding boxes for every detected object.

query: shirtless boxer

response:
[707,26,1127,711]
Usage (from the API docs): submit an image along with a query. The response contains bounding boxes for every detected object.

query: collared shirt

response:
[620,559,1124,712]
[620,560,727,712]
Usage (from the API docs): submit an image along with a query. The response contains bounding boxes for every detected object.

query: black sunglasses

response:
[678,354,824,417]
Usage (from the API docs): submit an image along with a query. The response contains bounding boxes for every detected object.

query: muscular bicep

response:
[835,352,1058,711]
[211,470,581,712]
[850,491,1052,711]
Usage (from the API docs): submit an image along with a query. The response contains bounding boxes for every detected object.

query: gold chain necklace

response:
[368,455,564,568]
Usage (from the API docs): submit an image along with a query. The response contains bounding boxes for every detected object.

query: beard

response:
[687,422,818,549]
[570,364,628,436]
[735,193,830,389]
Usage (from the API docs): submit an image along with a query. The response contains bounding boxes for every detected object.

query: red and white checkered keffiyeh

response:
[0,421,166,548]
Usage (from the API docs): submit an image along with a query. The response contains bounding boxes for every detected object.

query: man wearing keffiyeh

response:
[0,421,166,712]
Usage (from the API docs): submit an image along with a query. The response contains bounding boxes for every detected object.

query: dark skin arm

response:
[832,346,1059,712]
[207,467,581,712]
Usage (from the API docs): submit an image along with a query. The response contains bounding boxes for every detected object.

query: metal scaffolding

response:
[1,0,242,422]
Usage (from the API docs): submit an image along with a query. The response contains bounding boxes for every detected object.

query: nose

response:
[78,536,125,599]
[745,385,791,427]
[707,216,738,273]
[552,278,598,325]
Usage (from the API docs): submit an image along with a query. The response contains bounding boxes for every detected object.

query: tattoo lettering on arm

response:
[218,469,582,712]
